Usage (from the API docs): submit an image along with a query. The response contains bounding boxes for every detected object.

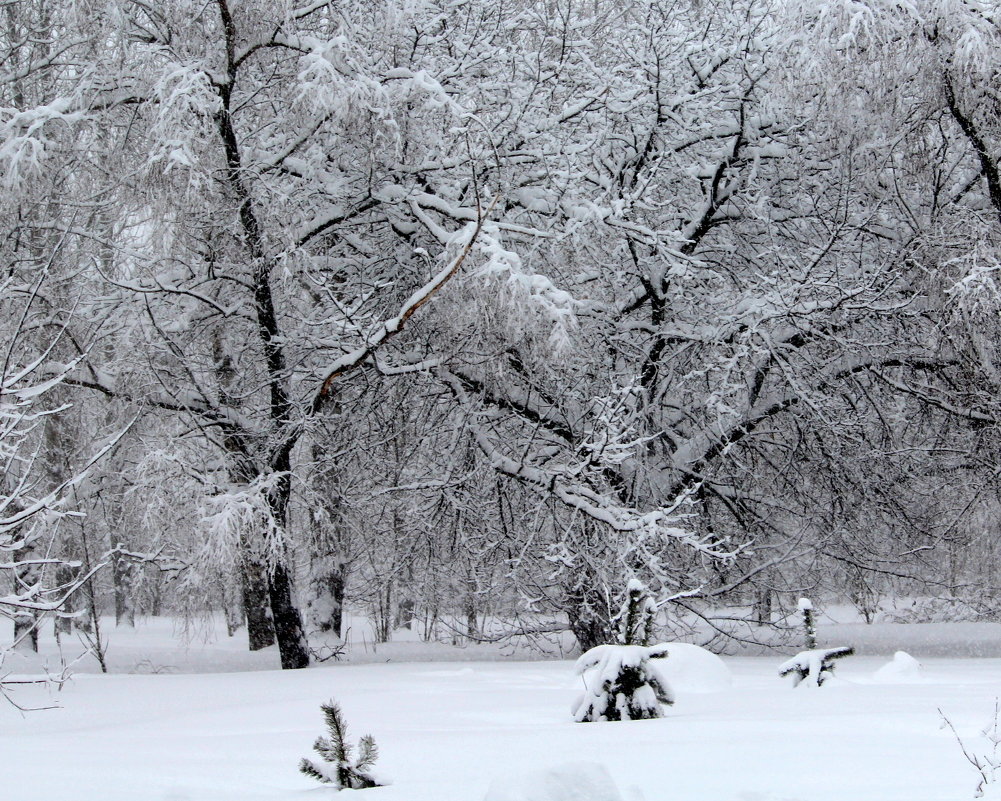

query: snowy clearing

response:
[3,620,1000,800]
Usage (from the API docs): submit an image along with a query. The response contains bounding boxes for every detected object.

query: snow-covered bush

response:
[778,646,854,687]
[299,700,382,789]
[572,643,674,722]
[779,597,854,686]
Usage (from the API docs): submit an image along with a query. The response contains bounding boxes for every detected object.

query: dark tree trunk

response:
[566,584,613,652]
[268,559,310,669]
[241,553,275,650]
[54,563,75,637]
[329,566,345,639]
[465,595,479,640]
[266,473,310,669]
[13,613,39,652]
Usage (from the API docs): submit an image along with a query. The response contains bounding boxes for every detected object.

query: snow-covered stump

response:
[572,644,674,722]
[778,646,854,687]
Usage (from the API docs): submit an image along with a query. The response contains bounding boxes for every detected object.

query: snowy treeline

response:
[4,0,1001,667]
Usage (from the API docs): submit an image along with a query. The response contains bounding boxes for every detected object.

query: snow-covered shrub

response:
[299,700,382,789]
[572,644,674,722]
[778,646,854,687]
[779,597,854,686]
[612,579,656,646]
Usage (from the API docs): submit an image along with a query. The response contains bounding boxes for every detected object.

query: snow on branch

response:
[310,198,497,412]
[440,371,737,561]
[0,98,84,189]
[0,559,106,615]
[183,472,286,579]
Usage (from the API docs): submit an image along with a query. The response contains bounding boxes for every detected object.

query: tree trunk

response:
[268,559,310,669]
[753,586,773,626]
[395,597,415,632]
[465,599,479,641]
[305,556,346,639]
[241,553,275,650]
[113,551,136,627]
[13,542,40,652]
[266,473,310,669]
[566,582,612,652]
[13,612,39,652]
[303,443,348,640]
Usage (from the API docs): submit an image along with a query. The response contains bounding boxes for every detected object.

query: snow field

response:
[3,652,1000,801]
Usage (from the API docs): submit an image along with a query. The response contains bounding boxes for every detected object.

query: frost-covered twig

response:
[941,700,1001,799]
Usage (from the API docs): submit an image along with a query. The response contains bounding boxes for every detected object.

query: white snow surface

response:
[873,650,925,683]
[3,617,1001,800]
[654,642,733,693]
[484,762,625,801]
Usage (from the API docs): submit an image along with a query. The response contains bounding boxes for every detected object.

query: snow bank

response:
[872,651,924,683]
[654,642,732,693]
[483,762,624,801]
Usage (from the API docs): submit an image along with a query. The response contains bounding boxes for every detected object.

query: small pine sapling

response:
[778,598,854,687]
[612,579,657,646]
[299,700,382,790]
[572,643,674,722]
[799,597,817,650]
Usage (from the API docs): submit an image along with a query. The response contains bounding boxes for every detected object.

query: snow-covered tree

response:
[778,598,853,687]
[0,0,126,671]
[7,0,1001,658]
[572,643,674,722]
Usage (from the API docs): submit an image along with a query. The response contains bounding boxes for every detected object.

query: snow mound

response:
[484,762,624,801]
[873,650,924,683]
[654,642,732,693]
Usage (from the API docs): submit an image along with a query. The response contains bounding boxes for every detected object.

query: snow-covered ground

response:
[3,615,1001,800]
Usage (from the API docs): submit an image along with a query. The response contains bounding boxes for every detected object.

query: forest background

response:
[4,0,1001,672]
